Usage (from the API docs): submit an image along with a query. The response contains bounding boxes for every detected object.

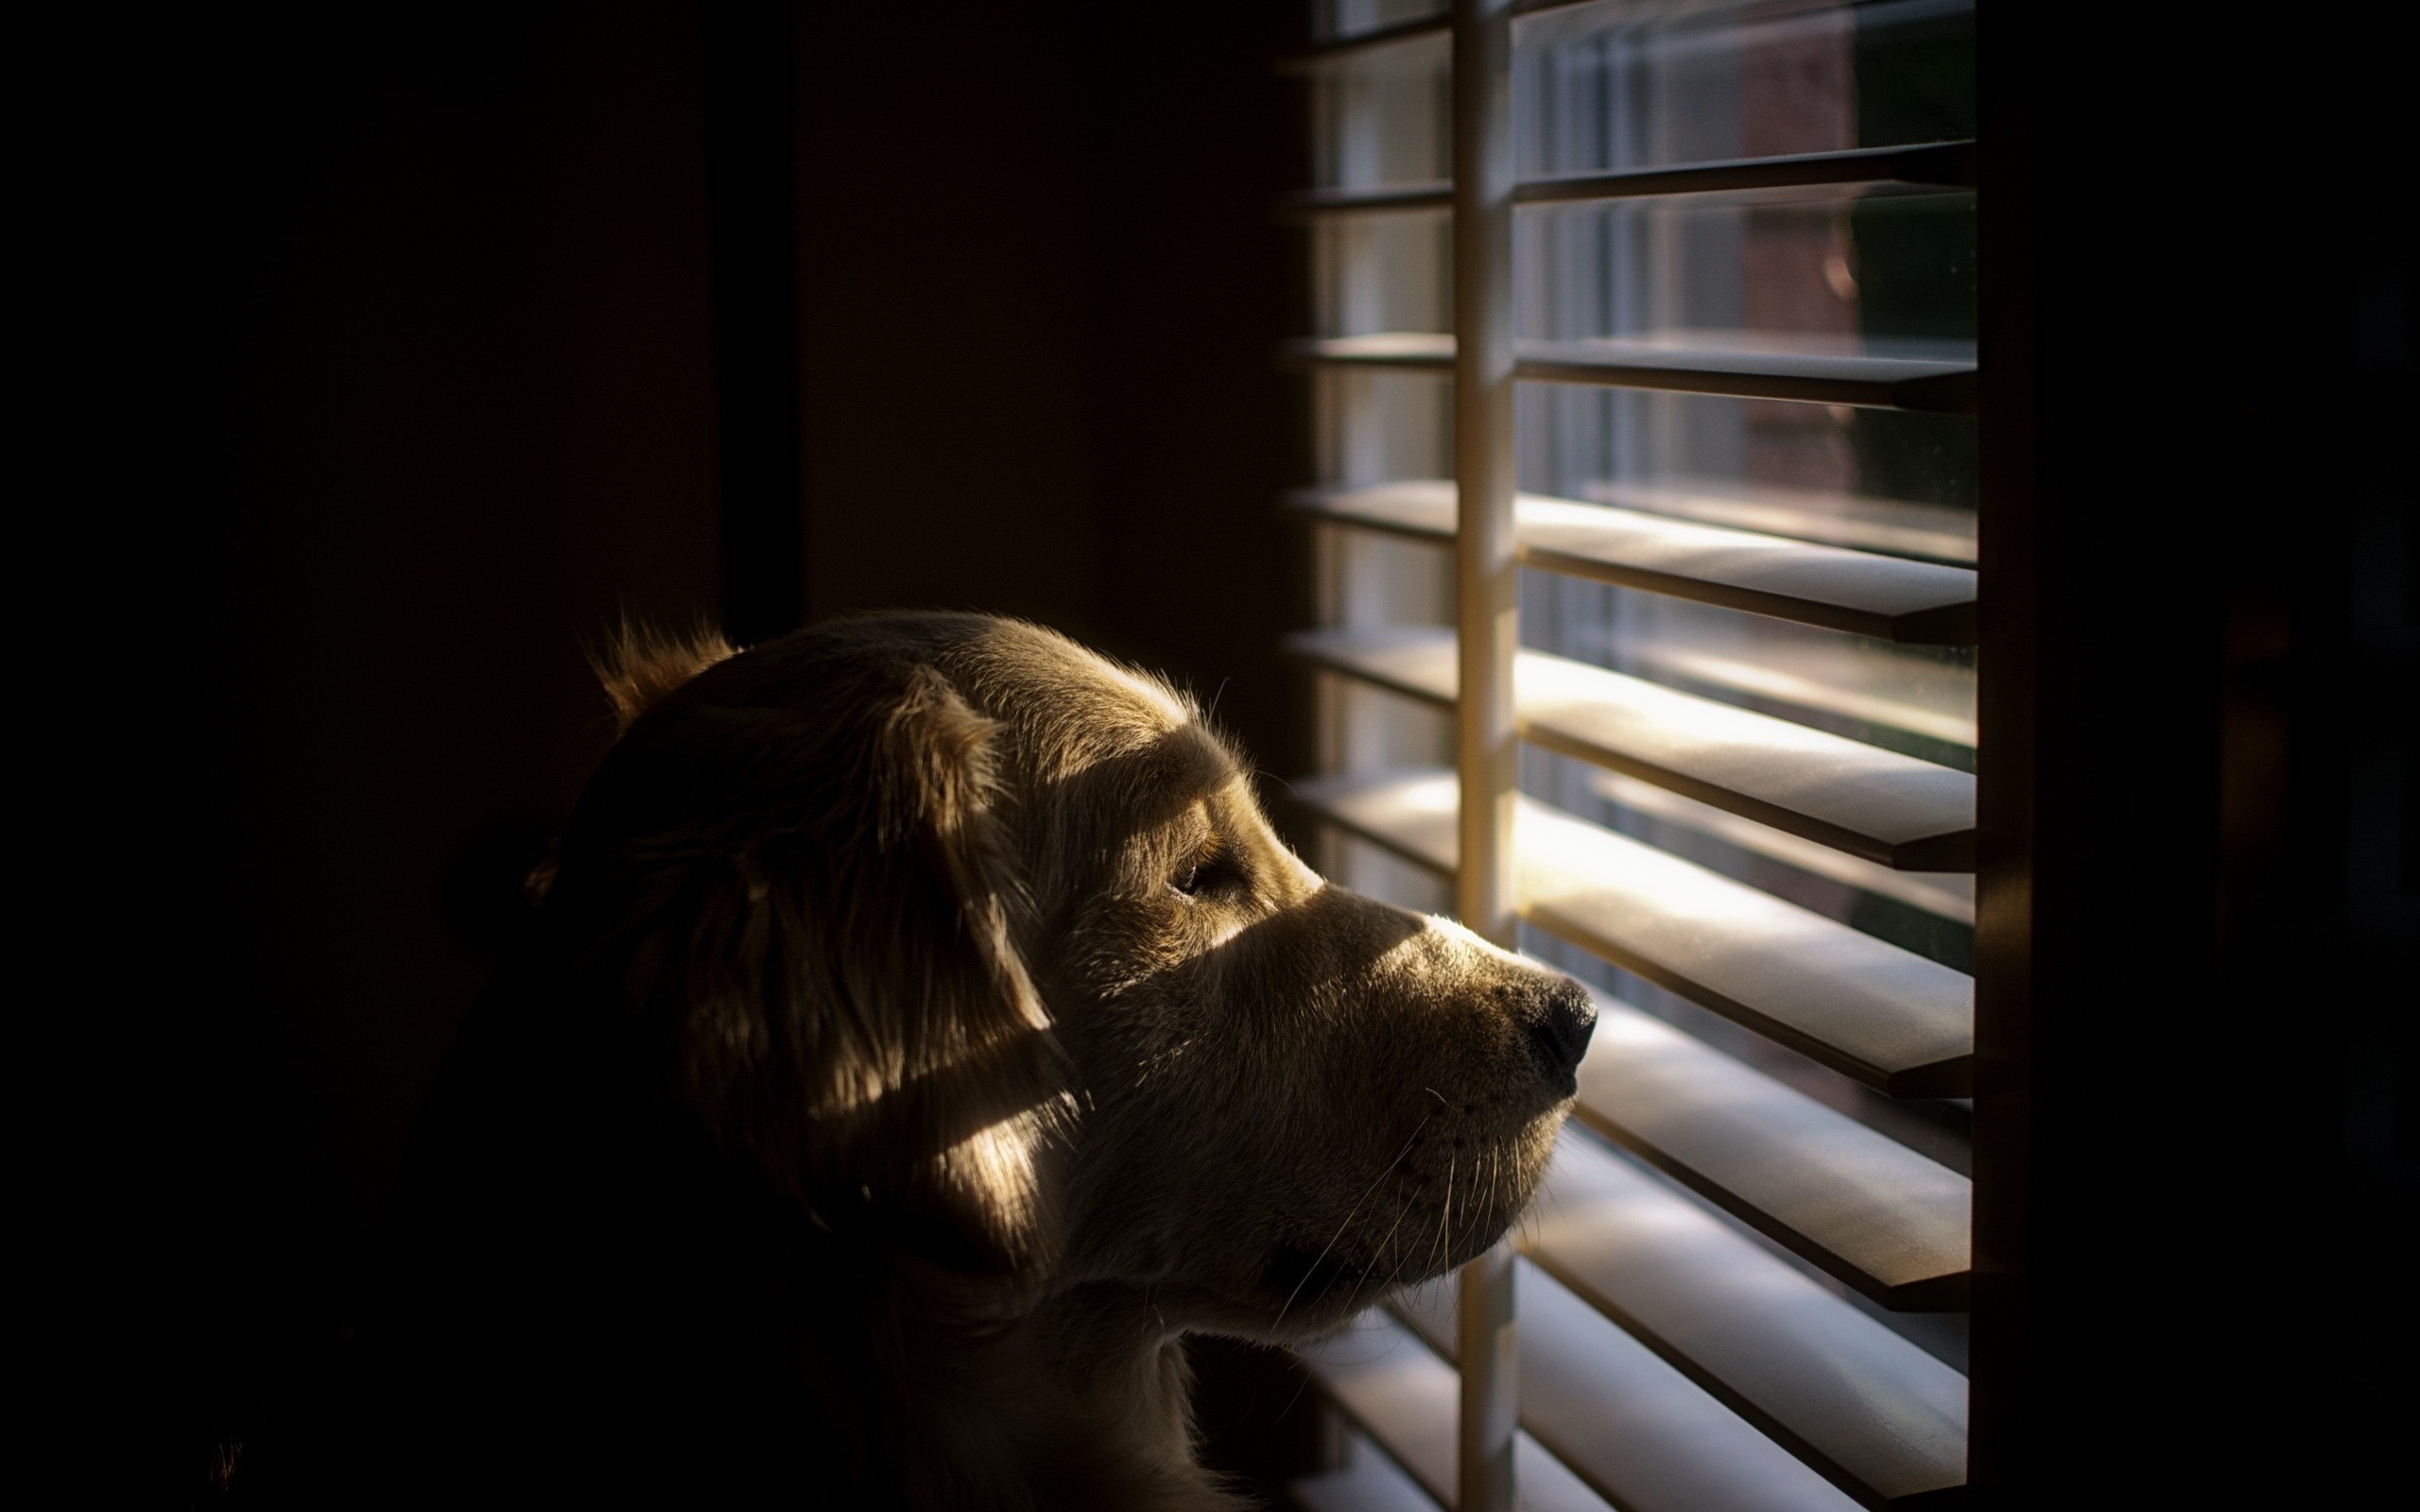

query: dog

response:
[346,611,1593,1509]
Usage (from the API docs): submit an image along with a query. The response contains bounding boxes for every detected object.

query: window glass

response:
[1516,0,1976,177]
[1310,31,1448,191]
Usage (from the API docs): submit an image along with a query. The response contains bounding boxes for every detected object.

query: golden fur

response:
[355,612,1593,1509]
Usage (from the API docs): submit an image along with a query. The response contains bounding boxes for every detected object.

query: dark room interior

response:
[43,3,2411,1508]
[92,3,1316,1499]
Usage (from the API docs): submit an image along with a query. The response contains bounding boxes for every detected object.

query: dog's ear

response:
[614,658,1065,1277]
[595,622,737,734]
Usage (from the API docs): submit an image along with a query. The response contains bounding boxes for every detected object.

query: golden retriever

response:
[349,611,1593,1509]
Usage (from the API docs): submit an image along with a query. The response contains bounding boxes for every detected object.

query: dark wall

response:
[99,4,727,1497]
[232,0,725,1252]
[1078,5,1311,778]
[791,3,1308,765]
[77,2,1306,1502]
[794,6,1103,631]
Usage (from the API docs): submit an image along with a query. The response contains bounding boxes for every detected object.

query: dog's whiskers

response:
[1272,1109,1434,1332]
[1356,1191,1426,1308]
[1428,1155,1457,1279]
[1372,1184,1422,1281]
[1471,1151,1490,1247]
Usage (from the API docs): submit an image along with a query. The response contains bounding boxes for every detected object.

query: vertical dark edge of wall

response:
[1967,0,2033,1498]
[704,0,806,644]
[1975,6,2415,1505]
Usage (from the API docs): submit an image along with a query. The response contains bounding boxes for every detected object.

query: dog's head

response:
[551,612,1591,1339]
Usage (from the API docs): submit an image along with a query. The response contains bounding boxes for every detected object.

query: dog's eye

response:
[1171,850,1229,898]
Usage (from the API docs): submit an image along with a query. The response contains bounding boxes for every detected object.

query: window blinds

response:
[1283,2,1979,1508]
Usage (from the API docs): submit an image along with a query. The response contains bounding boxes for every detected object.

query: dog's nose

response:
[1524,978,1598,1081]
